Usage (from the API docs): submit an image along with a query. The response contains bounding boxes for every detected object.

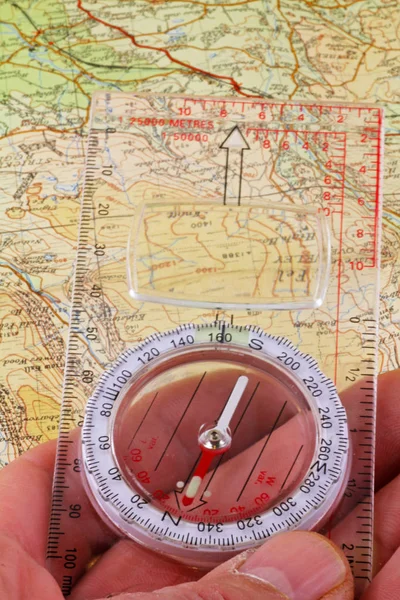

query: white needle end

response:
[216,375,249,431]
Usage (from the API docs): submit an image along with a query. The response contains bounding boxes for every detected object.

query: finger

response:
[373,369,400,489]
[0,533,63,600]
[374,472,400,571]
[97,532,353,600]
[70,540,199,600]
[86,367,400,541]
[0,438,57,565]
[360,545,400,600]
[0,431,116,579]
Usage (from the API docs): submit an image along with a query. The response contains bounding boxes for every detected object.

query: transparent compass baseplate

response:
[81,323,350,568]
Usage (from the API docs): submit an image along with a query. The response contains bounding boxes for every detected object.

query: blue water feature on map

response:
[55,183,78,193]
[0,259,63,306]
[65,134,84,163]
[28,47,80,75]
[83,74,122,91]
[168,27,185,43]
[1,24,30,46]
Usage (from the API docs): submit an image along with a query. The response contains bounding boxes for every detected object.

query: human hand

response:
[0,371,399,599]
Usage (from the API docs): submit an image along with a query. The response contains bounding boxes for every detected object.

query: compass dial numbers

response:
[82,323,349,567]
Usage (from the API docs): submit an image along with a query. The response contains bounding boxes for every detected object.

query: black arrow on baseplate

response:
[220,126,250,206]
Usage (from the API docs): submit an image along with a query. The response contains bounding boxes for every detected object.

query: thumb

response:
[104,531,354,600]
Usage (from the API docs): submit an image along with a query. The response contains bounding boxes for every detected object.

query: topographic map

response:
[0,0,398,465]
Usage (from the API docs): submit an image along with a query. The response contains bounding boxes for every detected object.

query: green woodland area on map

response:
[0,0,399,463]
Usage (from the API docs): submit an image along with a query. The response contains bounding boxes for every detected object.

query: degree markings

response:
[82,323,349,561]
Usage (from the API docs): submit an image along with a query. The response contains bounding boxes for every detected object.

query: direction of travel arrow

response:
[220,126,250,206]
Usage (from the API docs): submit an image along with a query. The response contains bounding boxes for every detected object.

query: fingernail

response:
[239,532,347,600]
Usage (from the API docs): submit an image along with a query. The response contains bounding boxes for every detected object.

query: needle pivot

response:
[199,427,231,452]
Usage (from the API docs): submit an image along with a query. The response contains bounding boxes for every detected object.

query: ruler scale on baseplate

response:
[46,93,383,598]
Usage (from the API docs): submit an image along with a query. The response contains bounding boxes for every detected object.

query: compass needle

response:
[181,376,249,506]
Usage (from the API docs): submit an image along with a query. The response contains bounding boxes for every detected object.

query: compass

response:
[82,322,349,568]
